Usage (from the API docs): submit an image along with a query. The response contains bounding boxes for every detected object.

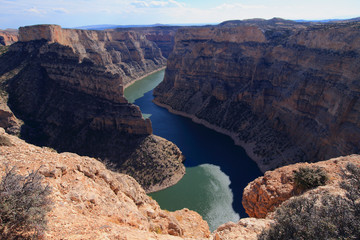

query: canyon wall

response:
[114,26,181,58]
[0,29,18,46]
[19,24,167,86]
[154,19,360,172]
[0,25,183,192]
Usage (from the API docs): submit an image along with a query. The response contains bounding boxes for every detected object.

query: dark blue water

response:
[125,70,262,230]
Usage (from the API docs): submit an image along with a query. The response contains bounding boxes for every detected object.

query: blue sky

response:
[1,0,359,29]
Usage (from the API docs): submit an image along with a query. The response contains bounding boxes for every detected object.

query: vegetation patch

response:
[293,166,328,192]
[0,167,52,239]
[259,163,360,240]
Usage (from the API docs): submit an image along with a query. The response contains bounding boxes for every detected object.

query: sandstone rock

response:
[154,19,360,172]
[114,26,180,58]
[18,25,166,86]
[0,128,210,239]
[212,218,273,240]
[0,29,18,46]
[242,155,360,218]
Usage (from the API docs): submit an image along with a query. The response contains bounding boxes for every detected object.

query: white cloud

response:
[131,0,183,8]
[215,3,266,10]
[52,8,70,14]
[25,7,45,14]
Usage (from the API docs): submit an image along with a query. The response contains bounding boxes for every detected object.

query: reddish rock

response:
[0,128,209,239]
[242,155,360,218]
[0,29,18,46]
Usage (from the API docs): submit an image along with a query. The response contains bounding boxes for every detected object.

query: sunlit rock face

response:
[0,24,184,192]
[242,154,360,218]
[154,18,360,172]
[0,29,18,46]
[113,26,180,59]
[0,128,210,239]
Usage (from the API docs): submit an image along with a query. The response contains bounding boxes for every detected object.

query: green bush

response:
[293,166,328,192]
[0,167,52,239]
[258,163,360,240]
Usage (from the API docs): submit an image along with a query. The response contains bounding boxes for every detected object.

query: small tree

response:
[293,166,328,192]
[0,167,52,239]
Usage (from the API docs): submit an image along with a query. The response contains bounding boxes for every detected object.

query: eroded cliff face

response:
[0,128,209,239]
[19,25,166,86]
[0,24,183,192]
[0,29,18,46]
[154,19,360,172]
[114,26,180,58]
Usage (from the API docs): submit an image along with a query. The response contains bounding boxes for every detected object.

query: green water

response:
[124,69,262,231]
[124,70,165,104]
[150,164,240,229]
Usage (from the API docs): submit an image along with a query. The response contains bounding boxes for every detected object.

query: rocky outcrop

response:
[242,154,360,218]
[212,218,273,240]
[154,19,360,172]
[0,29,18,46]
[0,24,183,192]
[0,128,210,239]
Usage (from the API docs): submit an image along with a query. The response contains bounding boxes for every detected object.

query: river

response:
[124,69,262,231]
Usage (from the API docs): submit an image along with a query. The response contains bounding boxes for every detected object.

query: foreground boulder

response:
[0,128,209,239]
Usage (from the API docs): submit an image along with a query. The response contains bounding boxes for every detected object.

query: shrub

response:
[0,167,52,239]
[258,163,360,240]
[293,166,328,192]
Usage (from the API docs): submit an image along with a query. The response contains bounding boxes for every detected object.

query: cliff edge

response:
[0,128,209,239]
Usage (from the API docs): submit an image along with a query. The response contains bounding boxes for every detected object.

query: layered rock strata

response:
[0,29,18,46]
[114,26,181,58]
[0,128,209,239]
[154,19,360,171]
[0,24,183,192]
[19,24,167,86]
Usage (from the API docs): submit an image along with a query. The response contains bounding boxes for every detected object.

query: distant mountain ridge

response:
[76,17,360,30]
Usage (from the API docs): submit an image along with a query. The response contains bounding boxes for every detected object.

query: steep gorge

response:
[0,25,184,192]
[154,19,360,171]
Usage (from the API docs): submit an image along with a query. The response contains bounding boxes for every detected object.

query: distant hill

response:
[76,23,170,30]
[75,23,212,30]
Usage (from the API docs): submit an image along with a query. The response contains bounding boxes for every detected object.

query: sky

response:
[1,0,360,29]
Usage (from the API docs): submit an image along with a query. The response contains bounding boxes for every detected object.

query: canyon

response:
[0,24,184,192]
[0,19,360,239]
[154,18,360,172]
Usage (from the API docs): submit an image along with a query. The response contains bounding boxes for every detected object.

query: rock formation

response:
[18,24,167,86]
[242,154,360,218]
[0,128,210,239]
[0,29,18,46]
[0,24,184,192]
[154,18,360,172]
[114,26,180,58]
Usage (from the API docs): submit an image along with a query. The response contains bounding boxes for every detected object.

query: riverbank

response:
[123,66,167,89]
[153,99,267,173]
